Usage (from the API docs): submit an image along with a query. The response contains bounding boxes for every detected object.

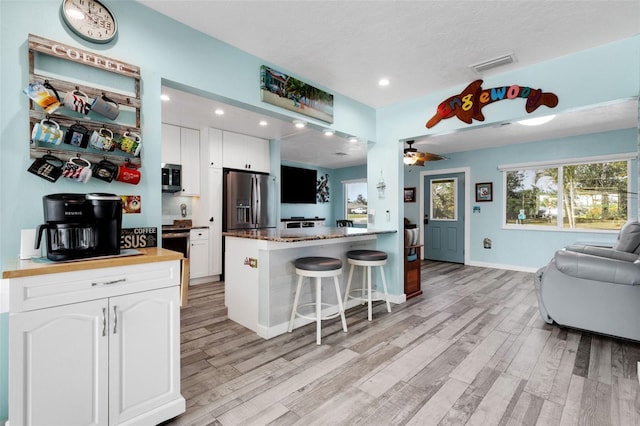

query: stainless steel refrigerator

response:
[223,168,276,230]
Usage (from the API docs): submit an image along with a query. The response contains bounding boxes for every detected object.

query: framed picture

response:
[404,187,416,203]
[475,182,493,202]
[260,65,334,123]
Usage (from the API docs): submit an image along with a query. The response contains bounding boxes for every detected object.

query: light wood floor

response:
[163,261,640,426]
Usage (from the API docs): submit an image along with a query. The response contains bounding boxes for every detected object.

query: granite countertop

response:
[2,247,183,279]
[223,227,396,242]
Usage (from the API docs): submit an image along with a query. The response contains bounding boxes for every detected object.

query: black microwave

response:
[161,163,182,193]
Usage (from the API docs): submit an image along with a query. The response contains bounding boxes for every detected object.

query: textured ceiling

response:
[142,0,640,168]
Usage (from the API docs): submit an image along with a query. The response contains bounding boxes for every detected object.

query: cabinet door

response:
[208,167,223,276]
[190,228,209,279]
[180,127,201,195]
[246,135,271,173]
[108,287,181,425]
[208,127,223,169]
[222,130,248,170]
[9,299,109,426]
[161,123,181,165]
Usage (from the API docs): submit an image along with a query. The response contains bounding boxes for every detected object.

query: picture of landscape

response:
[260,65,334,123]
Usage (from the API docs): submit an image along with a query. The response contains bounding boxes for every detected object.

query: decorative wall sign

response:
[121,195,141,213]
[426,79,558,129]
[260,65,334,123]
[120,227,157,249]
[316,173,330,203]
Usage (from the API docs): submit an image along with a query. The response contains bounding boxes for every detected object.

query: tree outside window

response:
[505,160,628,230]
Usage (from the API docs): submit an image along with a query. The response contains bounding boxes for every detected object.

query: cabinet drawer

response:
[190,228,209,241]
[9,260,180,313]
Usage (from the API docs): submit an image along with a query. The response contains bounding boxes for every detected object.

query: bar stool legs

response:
[288,256,347,345]
[344,250,391,321]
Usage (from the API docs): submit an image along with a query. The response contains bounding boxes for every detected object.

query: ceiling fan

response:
[403,140,446,166]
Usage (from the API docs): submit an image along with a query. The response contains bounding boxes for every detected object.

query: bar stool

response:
[288,256,348,345]
[344,250,391,321]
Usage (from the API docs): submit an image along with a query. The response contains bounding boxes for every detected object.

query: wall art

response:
[260,65,334,123]
[426,79,558,129]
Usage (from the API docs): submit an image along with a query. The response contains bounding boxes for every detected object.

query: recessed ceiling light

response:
[324,130,334,136]
[349,137,358,143]
[214,109,224,115]
[293,119,307,128]
[160,94,170,101]
[259,120,268,126]
[378,78,390,87]
[517,114,556,126]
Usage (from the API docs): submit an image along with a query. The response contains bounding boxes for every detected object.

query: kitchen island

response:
[223,227,396,339]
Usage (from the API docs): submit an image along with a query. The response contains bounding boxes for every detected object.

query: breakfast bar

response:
[223,227,396,339]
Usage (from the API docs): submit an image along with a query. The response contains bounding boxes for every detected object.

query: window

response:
[504,159,629,230]
[344,179,367,225]
[431,178,457,220]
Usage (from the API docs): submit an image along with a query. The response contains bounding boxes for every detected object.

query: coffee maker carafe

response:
[35,193,122,261]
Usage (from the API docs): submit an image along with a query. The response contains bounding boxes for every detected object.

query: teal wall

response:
[1,0,638,422]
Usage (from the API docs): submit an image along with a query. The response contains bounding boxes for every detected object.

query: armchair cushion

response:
[553,250,640,285]
[564,244,640,262]
[613,220,640,254]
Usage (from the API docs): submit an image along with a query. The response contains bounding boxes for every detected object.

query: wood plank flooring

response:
[162,261,640,426]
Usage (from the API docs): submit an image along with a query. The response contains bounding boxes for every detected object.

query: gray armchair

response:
[535,220,640,341]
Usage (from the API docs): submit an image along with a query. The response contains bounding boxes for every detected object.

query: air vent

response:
[470,53,516,74]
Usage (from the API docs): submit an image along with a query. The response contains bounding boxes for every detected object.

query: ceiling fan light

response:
[403,153,417,165]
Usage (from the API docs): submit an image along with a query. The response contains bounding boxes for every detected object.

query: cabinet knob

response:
[209,217,214,222]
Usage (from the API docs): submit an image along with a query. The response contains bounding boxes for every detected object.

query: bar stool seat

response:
[288,256,348,345]
[344,250,392,321]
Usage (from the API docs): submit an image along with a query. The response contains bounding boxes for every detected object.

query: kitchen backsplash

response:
[162,193,193,225]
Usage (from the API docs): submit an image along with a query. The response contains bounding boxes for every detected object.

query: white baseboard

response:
[189,275,221,286]
[465,260,539,273]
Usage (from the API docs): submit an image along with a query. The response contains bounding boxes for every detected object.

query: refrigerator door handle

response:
[251,175,257,225]
[254,175,261,226]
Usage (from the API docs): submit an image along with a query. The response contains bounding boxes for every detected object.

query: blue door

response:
[424,172,465,263]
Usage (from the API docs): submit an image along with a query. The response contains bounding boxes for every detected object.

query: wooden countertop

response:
[223,227,396,242]
[2,247,183,279]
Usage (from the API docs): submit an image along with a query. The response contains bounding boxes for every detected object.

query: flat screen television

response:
[281,165,317,204]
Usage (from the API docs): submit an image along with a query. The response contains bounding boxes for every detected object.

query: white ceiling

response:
[145,0,640,169]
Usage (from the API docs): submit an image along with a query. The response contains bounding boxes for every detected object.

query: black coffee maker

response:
[35,193,123,261]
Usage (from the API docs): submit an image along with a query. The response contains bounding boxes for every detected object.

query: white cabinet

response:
[222,130,270,173]
[189,228,209,279]
[8,260,185,426]
[162,123,201,196]
[10,299,109,426]
[207,168,223,277]
[208,127,223,169]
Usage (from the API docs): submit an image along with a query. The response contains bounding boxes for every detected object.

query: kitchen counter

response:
[223,227,396,242]
[2,247,183,279]
[224,228,397,338]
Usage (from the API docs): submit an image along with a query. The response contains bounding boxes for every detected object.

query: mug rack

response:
[27,34,142,169]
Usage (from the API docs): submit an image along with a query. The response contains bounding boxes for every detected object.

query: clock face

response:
[61,0,117,43]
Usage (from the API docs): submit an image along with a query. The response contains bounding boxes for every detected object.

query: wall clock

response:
[61,0,118,44]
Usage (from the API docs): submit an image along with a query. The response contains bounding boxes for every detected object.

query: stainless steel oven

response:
[161,228,190,258]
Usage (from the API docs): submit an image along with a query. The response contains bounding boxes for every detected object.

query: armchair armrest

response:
[565,244,639,262]
[554,250,640,285]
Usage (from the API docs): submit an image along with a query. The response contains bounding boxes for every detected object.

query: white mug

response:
[63,89,91,115]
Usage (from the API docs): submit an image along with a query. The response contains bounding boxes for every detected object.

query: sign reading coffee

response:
[426,79,558,129]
